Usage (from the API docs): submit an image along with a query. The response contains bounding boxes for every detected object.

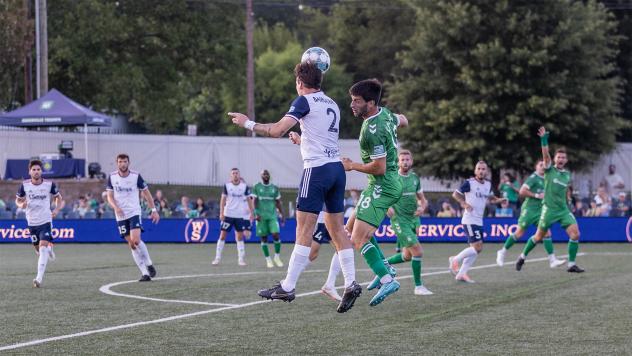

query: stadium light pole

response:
[34,0,48,99]
[246,0,255,137]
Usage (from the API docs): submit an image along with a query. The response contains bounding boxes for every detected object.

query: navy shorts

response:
[117,215,143,238]
[241,218,252,231]
[297,161,346,214]
[221,216,245,232]
[464,224,484,243]
[312,223,331,245]
[28,222,53,246]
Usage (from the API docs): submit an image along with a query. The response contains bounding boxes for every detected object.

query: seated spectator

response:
[195,197,209,217]
[436,202,456,218]
[573,201,587,217]
[98,191,114,217]
[176,196,192,216]
[495,199,514,217]
[612,192,631,217]
[160,200,173,218]
[585,201,600,217]
[154,189,165,209]
[594,186,612,217]
[0,197,6,211]
[74,196,94,219]
[86,192,99,211]
[499,173,520,211]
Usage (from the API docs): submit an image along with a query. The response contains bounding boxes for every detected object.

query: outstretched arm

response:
[229,112,297,138]
[538,126,551,168]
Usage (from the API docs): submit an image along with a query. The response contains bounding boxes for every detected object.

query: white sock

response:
[336,249,355,288]
[568,261,576,267]
[281,244,311,292]
[274,253,280,259]
[500,247,507,252]
[215,239,225,260]
[131,248,149,276]
[455,246,477,263]
[380,274,393,284]
[457,253,478,278]
[36,246,50,282]
[236,240,246,260]
[137,241,153,266]
[548,253,557,262]
[324,252,341,289]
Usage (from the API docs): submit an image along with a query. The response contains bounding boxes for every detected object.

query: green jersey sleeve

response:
[361,127,388,160]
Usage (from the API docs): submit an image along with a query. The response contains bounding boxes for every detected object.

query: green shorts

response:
[391,216,420,248]
[517,206,541,229]
[356,182,402,228]
[537,205,577,231]
[256,218,280,237]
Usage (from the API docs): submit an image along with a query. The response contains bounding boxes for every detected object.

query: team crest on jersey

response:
[184,218,209,243]
[372,185,382,199]
[369,124,377,134]
[373,145,385,156]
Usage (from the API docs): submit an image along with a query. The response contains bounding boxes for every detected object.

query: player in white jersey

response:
[212,168,254,266]
[106,154,160,282]
[450,161,506,283]
[239,177,255,241]
[229,62,360,313]
[15,160,65,288]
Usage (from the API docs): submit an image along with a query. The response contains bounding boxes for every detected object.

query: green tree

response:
[0,0,33,110]
[389,0,624,180]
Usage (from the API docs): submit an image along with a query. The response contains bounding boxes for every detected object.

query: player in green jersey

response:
[384,150,433,296]
[496,160,566,268]
[342,79,409,306]
[252,169,285,268]
[516,127,584,273]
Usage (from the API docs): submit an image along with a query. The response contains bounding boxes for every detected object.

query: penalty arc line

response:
[0,253,584,352]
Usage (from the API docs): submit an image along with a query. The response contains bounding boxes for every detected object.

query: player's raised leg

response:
[565,223,584,273]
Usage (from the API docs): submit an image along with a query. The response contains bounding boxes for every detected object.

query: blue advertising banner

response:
[0,217,630,244]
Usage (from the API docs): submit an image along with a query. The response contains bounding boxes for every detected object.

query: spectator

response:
[154,189,165,208]
[577,179,591,201]
[86,192,98,211]
[585,201,600,217]
[74,196,94,218]
[160,200,173,218]
[573,201,587,217]
[176,196,192,216]
[495,199,514,217]
[0,197,6,211]
[594,186,612,217]
[436,202,456,218]
[194,197,208,217]
[499,173,520,211]
[98,191,113,217]
[612,192,631,217]
[603,164,625,196]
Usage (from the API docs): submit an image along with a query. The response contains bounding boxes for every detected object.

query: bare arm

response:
[52,194,65,218]
[416,191,428,216]
[219,194,226,220]
[519,185,542,199]
[141,188,160,223]
[247,196,255,218]
[452,191,472,212]
[15,196,26,209]
[275,198,284,217]
[395,114,409,128]
[106,190,124,218]
[229,112,297,138]
[488,194,507,205]
[342,157,386,176]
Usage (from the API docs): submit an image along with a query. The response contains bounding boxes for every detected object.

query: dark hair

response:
[29,159,43,169]
[349,79,382,105]
[116,153,129,161]
[231,167,239,172]
[555,147,567,155]
[294,62,322,89]
[535,159,544,167]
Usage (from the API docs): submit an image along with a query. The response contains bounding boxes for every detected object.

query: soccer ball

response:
[301,47,331,73]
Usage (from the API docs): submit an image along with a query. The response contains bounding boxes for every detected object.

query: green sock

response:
[387,253,405,265]
[568,240,579,262]
[261,243,270,258]
[412,256,422,287]
[503,234,517,250]
[370,236,385,260]
[274,240,281,254]
[542,237,554,255]
[521,236,537,257]
[361,242,389,278]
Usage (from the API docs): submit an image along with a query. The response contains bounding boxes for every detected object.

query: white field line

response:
[0,253,586,352]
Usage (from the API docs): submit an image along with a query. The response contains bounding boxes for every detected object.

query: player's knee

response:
[571,230,580,241]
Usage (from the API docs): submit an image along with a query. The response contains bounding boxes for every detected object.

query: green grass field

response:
[1,242,631,355]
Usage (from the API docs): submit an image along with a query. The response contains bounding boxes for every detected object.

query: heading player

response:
[252,169,285,268]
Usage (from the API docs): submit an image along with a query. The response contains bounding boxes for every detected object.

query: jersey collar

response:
[365,107,382,121]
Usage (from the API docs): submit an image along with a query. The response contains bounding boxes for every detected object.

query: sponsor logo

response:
[184,218,209,243]
[40,100,54,110]
[369,124,377,134]
[627,217,632,243]
[0,225,74,240]
[553,178,568,187]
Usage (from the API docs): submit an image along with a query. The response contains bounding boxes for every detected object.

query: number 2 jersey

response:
[16,180,60,226]
[286,91,341,169]
[106,171,148,221]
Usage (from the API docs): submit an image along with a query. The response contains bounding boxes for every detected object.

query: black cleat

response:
[147,265,157,278]
[257,282,295,302]
[337,281,362,313]
[567,265,585,273]
[516,257,525,271]
[139,275,151,282]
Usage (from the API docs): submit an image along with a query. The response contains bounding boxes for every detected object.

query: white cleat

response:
[211,258,221,266]
[414,285,434,295]
[238,259,247,266]
[448,256,459,276]
[266,259,274,268]
[549,258,567,268]
[496,249,505,267]
[273,255,284,267]
[32,279,41,288]
[456,274,476,284]
[321,285,342,302]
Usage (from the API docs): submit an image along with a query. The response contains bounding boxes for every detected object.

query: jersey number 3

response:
[327,108,338,133]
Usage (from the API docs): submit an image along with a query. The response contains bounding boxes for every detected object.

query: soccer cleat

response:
[238,259,247,266]
[516,257,525,271]
[139,275,151,282]
[211,258,221,266]
[414,285,434,295]
[496,249,505,267]
[369,279,400,306]
[367,276,382,291]
[32,279,41,288]
[266,259,274,268]
[337,281,362,313]
[147,265,157,278]
[257,282,295,302]
[567,265,585,273]
[449,256,459,276]
[387,264,397,277]
[321,285,343,302]
[48,244,56,261]
[273,255,284,267]
[549,258,566,268]
[455,274,476,284]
